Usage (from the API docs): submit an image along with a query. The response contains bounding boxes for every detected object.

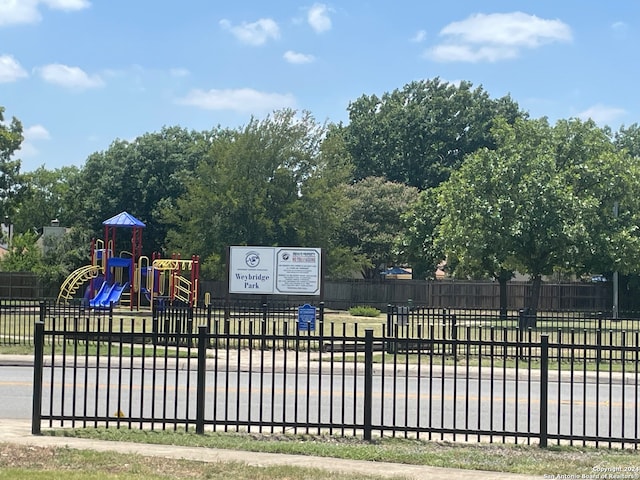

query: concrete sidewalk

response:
[0,419,541,479]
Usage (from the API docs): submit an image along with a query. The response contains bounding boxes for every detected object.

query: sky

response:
[1,1,639,172]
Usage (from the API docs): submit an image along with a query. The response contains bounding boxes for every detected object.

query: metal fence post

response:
[196,325,208,434]
[38,300,46,323]
[596,314,603,364]
[450,314,457,355]
[363,329,373,441]
[206,303,213,348]
[539,334,549,448]
[32,321,45,435]
[386,304,394,354]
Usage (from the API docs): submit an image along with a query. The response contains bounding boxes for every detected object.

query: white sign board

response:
[229,247,275,294]
[229,246,321,295]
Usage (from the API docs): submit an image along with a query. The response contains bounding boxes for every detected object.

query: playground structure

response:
[57,212,199,310]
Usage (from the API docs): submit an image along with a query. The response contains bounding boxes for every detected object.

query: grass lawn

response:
[31,427,640,477]
[0,442,382,480]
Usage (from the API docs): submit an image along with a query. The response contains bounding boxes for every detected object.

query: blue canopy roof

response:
[381,267,411,275]
[102,211,145,228]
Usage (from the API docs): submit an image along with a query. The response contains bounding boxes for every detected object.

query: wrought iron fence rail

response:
[30,315,640,449]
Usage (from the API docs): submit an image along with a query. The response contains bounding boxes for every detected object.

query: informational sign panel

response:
[276,248,320,294]
[229,246,321,295]
[228,247,275,294]
[297,303,316,331]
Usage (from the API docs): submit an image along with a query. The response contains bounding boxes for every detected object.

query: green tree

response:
[338,176,419,278]
[343,78,524,189]
[396,187,445,280]
[166,110,347,279]
[437,117,583,313]
[0,106,24,223]
[68,126,208,255]
[554,119,640,277]
[614,123,640,158]
[287,124,359,279]
[13,166,80,235]
[0,230,42,272]
[40,226,93,290]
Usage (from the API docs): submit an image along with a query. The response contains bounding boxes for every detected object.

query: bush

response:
[348,305,381,317]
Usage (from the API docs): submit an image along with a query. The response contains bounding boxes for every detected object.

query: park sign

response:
[228,246,321,295]
[297,303,316,331]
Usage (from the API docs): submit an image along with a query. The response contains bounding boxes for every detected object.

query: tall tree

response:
[13,166,80,235]
[396,187,445,280]
[433,116,640,314]
[68,126,208,255]
[437,117,583,313]
[343,78,524,190]
[166,110,348,279]
[0,106,24,224]
[614,123,640,159]
[338,176,419,278]
[554,119,640,277]
[287,124,359,279]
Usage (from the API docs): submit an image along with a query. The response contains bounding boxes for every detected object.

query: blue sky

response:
[1,1,639,172]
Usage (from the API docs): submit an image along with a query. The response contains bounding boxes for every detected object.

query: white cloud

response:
[428,44,519,63]
[308,3,332,33]
[0,0,40,26]
[611,21,629,40]
[411,30,427,43]
[426,12,572,63]
[219,18,280,46]
[0,54,28,82]
[24,124,51,140]
[176,88,296,113]
[612,21,627,31]
[19,124,51,158]
[42,0,90,10]
[0,0,89,27]
[170,67,190,77]
[37,63,104,89]
[284,50,315,64]
[577,104,626,125]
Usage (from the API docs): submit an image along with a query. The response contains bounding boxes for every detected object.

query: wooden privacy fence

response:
[0,273,47,299]
[321,280,611,311]
[0,274,613,310]
[200,279,611,311]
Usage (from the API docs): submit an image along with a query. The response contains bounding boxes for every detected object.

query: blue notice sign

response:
[298,304,316,331]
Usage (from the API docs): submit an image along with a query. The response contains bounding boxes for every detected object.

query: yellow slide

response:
[57,264,102,303]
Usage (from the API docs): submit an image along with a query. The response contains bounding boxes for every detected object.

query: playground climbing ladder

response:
[56,264,101,303]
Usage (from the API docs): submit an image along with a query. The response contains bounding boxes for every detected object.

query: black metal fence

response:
[5,298,640,348]
[31,306,640,449]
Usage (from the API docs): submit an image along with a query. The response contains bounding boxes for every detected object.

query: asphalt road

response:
[2,361,638,442]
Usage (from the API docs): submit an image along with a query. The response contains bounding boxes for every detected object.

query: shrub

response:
[348,305,381,317]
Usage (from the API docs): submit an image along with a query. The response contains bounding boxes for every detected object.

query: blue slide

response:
[89,282,110,308]
[89,282,129,308]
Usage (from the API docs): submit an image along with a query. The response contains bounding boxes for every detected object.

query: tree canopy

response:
[164,110,352,279]
[66,126,209,255]
[343,78,525,189]
[0,106,24,223]
[432,117,640,311]
[337,176,419,278]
